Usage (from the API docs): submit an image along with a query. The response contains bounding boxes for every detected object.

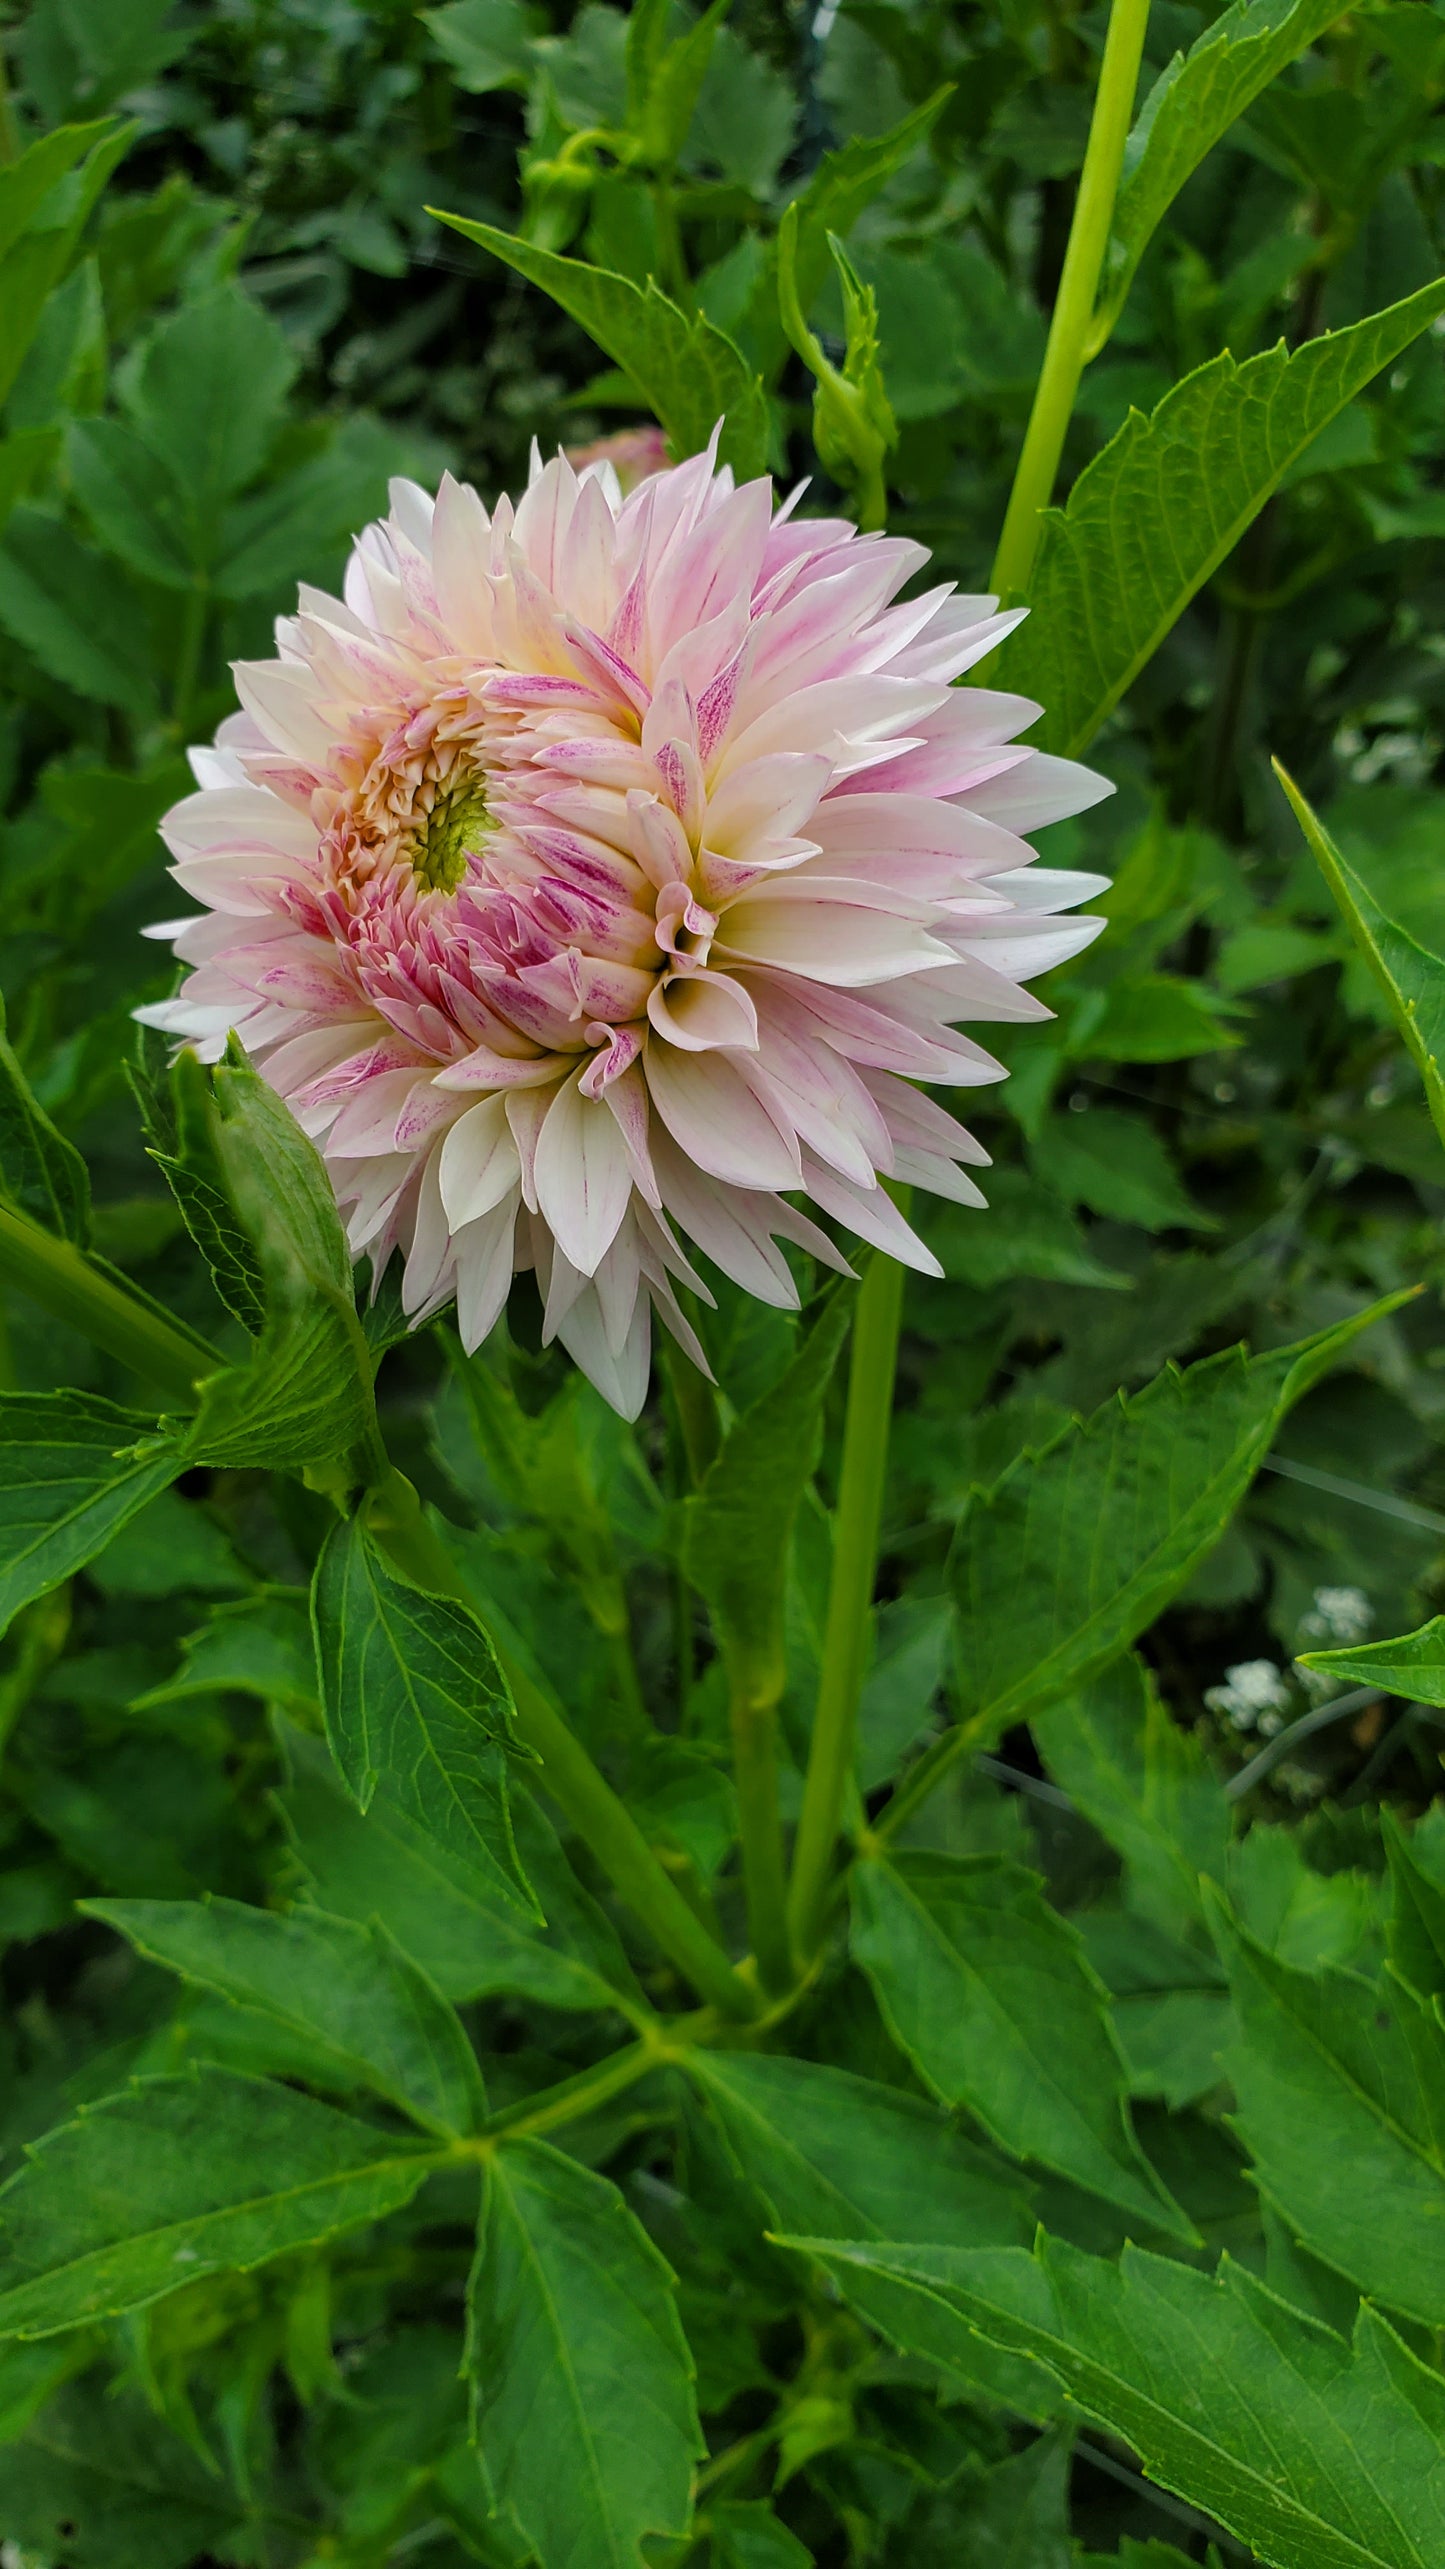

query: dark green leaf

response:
[136,1590,317,1709]
[0,990,90,1244]
[465,2137,702,2569]
[67,413,193,585]
[428,213,770,480]
[166,1044,375,1473]
[1213,1896,1445,2327]
[423,0,544,93]
[278,1719,641,2015]
[685,2048,1051,2418]
[312,1512,535,1919]
[0,504,155,717]
[123,283,297,518]
[1031,1109,1215,1233]
[851,1853,1194,2240]
[941,1303,1400,1752]
[1102,0,1353,327]
[1032,1656,1231,1938]
[1383,1809,1445,2003]
[1278,766,1445,1156]
[132,1037,267,1335]
[0,1390,179,1635]
[797,2231,1445,2569]
[0,2069,435,2338]
[86,1896,485,2135]
[942,2430,1072,2569]
[4,2380,255,2569]
[996,279,1445,751]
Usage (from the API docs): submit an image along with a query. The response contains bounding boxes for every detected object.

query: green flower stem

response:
[366,1469,763,2024]
[787,1240,907,1963]
[0,1201,218,1407]
[988,0,1152,603]
[728,1668,794,1996]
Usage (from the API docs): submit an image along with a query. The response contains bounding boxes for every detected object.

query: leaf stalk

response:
[0,1200,218,1407]
[787,1242,907,1961]
[989,0,1152,603]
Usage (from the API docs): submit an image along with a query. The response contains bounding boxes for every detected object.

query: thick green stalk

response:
[728,1669,793,1995]
[988,0,1152,604]
[366,1469,762,2024]
[0,1202,217,1407]
[787,1242,907,1961]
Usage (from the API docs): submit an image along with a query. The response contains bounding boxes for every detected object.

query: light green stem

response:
[786,1242,907,1962]
[366,1469,763,2024]
[475,2037,664,2144]
[988,0,1152,604]
[728,1668,793,1995]
[0,1201,218,1407]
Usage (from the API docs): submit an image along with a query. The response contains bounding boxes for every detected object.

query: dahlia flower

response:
[140,437,1110,1417]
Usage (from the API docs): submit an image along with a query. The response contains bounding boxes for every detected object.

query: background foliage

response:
[4,0,1445,2561]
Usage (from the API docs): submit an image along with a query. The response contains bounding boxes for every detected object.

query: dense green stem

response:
[366,1470,763,2023]
[0,1202,218,1407]
[728,1671,793,1995]
[787,1243,907,1961]
[988,0,1151,603]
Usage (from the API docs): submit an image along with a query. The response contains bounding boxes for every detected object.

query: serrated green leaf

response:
[1033,1656,1231,1938]
[1382,1809,1445,2004]
[428,212,770,479]
[136,1589,317,1709]
[278,1718,642,2016]
[0,2069,436,2339]
[1213,1896,1445,2327]
[465,2137,702,2569]
[793,2231,1445,2569]
[1276,766,1445,1158]
[0,119,133,408]
[4,2380,255,2569]
[685,2048,1051,2418]
[86,1896,486,2135]
[132,1038,267,1334]
[1101,0,1352,330]
[851,1853,1194,2241]
[944,2431,1072,2569]
[683,1293,848,1708]
[1031,1109,1215,1233]
[67,413,194,586]
[123,283,297,520]
[0,1390,180,1635]
[312,1512,535,1919]
[167,1045,375,1473]
[932,1302,1402,1762]
[0,504,156,716]
[709,2500,814,2569]
[0,990,90,1244]
[782,91,951,326]
[996,278,1445,752]
[424,0,544,94]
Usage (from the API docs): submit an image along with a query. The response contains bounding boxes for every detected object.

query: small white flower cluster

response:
[1298,1584,1372,1645]
[1204,1658,1293,1736]
[1296,1584,1372,1698]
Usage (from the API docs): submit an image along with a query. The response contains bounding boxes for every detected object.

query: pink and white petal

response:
[949,911,1105,980]
[647,969,759,1053]
[962,749,1114,830]
[555,1284,652,1421]
[891,1146,988,1207]
[799,1153,943,1275]
[439,1094,523,1227]
[717,896,951,987]
[534,1066,635,1276]
[643,1040,800,1191]
[454,1189,522,1353]
[979,866,1111,913]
